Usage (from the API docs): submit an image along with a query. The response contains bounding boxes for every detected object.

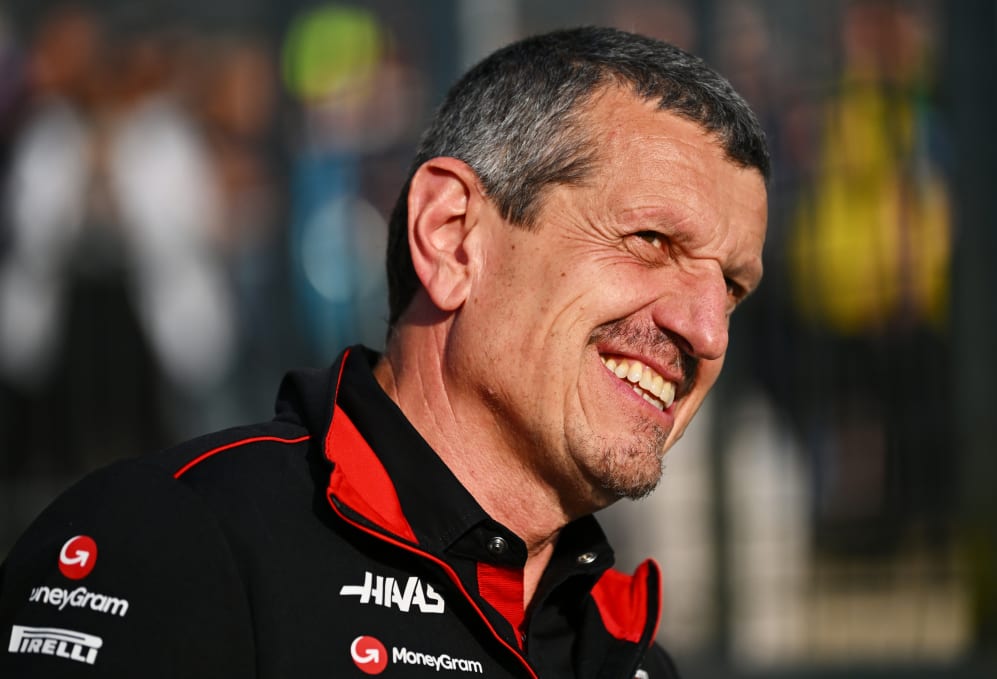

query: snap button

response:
[487,536,509,555]
[576,551,597,565]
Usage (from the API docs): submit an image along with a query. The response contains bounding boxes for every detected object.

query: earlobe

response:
[407,157,482,312]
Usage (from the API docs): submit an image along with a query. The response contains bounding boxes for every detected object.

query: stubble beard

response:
[571,419,671,501]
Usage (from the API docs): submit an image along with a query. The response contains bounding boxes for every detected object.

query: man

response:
[1,26,768,678]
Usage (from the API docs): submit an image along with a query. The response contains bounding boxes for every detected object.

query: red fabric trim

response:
[324,347,416,542]
[332,347,352,404]
[589,559,660,645]
[327,492,538,679]
[173,435,310,479]
[477,563,525,648]
[325,405,417,543]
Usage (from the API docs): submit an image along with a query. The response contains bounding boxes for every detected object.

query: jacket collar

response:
[295,346,662,646]
[325,346,498,553]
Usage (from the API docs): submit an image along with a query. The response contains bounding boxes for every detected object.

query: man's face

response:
[446,88,767,511]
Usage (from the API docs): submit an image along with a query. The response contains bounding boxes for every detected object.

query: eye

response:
[625,230,673,267]
[724,276,749,312]
[636,231,664,250]
[724,276,742,297]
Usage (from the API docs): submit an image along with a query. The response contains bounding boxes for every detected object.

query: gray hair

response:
[386,26,769,330]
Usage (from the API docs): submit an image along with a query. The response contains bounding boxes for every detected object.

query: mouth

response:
[599,355,677,412]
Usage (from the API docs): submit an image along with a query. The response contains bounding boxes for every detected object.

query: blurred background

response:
[0,0,994,676]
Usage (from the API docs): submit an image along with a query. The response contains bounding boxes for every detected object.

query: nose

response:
[650,266,729,361]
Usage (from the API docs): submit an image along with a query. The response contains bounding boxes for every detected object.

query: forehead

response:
[575,87,767,248]
[580,86,762,193]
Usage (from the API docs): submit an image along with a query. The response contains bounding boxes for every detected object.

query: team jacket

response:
[1,346,681,678]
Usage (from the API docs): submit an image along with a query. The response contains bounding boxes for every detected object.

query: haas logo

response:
[59,536,97,580]
[351,636,388,675]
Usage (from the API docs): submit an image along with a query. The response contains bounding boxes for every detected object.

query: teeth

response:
[660,380,676,405]
[600,355,677,409]
[642,391,665,410]
[651,373,664,395]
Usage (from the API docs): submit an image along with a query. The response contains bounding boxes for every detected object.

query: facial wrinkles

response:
[623,191,763,319]
[615,106,763,267]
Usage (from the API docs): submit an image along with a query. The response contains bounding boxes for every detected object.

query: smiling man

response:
[2,27,767,679]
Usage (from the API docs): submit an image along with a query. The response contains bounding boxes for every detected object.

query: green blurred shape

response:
[282,4,383,101]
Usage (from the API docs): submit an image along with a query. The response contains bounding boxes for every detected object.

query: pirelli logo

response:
[8,625,102,665]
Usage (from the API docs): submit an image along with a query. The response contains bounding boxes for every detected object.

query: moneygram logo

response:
[348,636,484,675]
[392,647,484,674]
[29,585,129,617]
[351,636,388,675]
[59,536,97,580]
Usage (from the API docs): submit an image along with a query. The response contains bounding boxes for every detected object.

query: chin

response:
[603,474,662,502]
[592,436,668,502]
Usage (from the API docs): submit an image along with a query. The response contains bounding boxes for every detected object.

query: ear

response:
[407,157,484,312]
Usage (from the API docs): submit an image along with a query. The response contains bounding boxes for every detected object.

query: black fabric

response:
[0,346,681,678]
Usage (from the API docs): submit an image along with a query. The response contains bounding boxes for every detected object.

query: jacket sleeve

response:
[0,460,256,678]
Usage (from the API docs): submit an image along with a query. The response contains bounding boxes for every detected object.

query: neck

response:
[373,327,575,605]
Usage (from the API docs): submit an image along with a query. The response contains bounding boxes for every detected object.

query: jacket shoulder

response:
[0,418,316,676]
[0,456,257,677]
[152,419,312,480]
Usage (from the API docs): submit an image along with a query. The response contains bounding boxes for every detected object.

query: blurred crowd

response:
[0,2,428,479]
[0,5,275,475]
[1,0,990,674]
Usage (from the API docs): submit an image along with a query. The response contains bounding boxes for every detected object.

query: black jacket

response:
[1,346,680,678]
